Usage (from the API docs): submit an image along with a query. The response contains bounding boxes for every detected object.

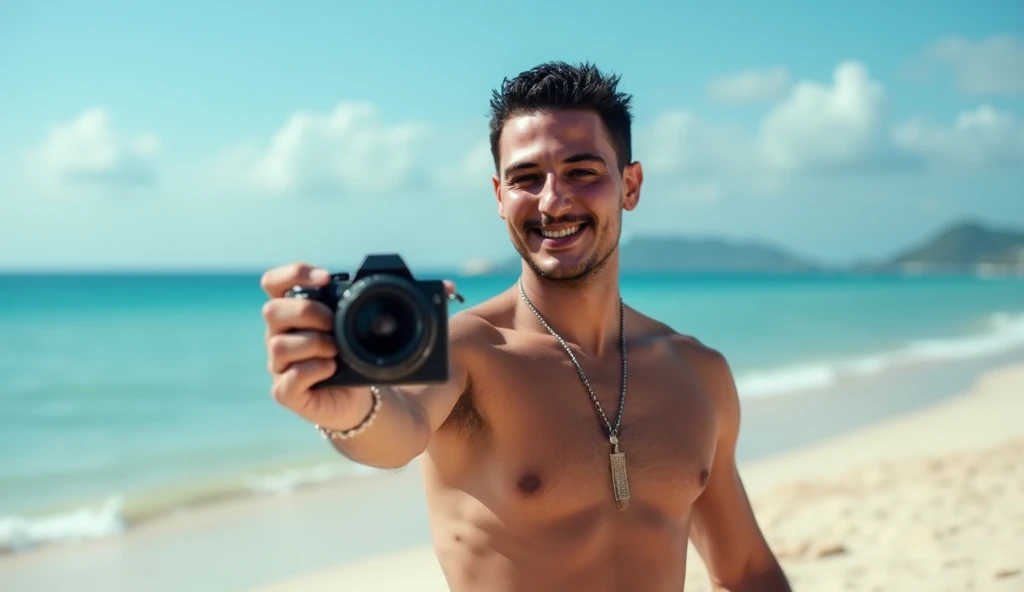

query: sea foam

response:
[735,311,1024,398]
[0,497,125,554]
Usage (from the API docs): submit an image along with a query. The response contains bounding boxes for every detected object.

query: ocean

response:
[2,271,1024,553]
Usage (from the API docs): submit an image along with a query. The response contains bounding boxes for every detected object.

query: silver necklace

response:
[517,278,631,510]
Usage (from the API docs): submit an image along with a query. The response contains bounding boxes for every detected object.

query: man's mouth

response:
[536,224,585,239]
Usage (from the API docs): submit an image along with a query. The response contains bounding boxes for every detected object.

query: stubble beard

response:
[510,210,623,290]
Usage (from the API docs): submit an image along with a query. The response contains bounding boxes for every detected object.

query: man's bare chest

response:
[455,340,720,516]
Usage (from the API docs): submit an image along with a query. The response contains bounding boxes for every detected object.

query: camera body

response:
[284,254,450,388]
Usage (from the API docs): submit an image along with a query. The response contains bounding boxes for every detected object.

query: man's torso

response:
[418,289,724,592]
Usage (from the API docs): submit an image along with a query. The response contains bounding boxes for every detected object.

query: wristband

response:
[316,386,383,441]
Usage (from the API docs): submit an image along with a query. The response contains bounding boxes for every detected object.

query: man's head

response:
[489,61,643,285]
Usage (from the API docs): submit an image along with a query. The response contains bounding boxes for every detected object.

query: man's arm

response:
[322,312,491,470]
[688,346,791,592]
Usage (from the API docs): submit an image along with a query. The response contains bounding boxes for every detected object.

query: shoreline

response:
[251,359,1024,592]
[1,356,1022,591]
[3,306,1022,548]
[5,342,1023,557]
[0,453,382,555]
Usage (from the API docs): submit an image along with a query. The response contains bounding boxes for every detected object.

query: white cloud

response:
[641,61,909,193]
[642,111,755,176]
[213,102,432,195]
[459,141,497,180]
[892,105,1024,171]
[924,34,1024,95]
[433,140,496,192]
[208,55,1022,204]
[707,67,791,104]
[639,52,1024,204]
[31,107,160,189]
[637,111,760,199]
[757,61,905,174]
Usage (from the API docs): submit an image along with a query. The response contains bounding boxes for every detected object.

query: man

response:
[260,62,790,592]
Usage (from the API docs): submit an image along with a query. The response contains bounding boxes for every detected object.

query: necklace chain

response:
[517,278,628,441]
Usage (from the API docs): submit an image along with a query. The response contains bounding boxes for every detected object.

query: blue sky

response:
[1,0,1022,272]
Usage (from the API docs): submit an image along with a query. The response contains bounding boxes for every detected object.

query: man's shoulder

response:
[449,310,501,348]
[662,332,740,422]
[638,327,740,437]
[666,332,729,371]
[629,310,729,369]
[633,314,735,402]
[448,290,516,350]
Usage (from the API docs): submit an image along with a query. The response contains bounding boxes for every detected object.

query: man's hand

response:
[259,261,471,469]
[260,262,376,431]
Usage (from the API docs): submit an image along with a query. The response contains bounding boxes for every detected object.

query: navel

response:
[699,468,710,487]
[517,471,543,496]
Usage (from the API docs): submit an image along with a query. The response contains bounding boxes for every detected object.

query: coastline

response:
[251,360,1024,592]
[7,312,1023,549]
[4,278,1022,548]
[1,355,1021,591]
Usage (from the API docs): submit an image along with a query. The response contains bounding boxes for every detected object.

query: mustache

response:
[523,214,595,231]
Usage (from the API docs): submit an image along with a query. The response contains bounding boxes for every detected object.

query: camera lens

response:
[335,274,437,382]
[351,296,416,358]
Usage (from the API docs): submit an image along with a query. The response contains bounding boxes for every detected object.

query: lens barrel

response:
[335,274,437,382]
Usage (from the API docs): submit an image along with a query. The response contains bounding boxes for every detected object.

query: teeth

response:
[540,225,582,239]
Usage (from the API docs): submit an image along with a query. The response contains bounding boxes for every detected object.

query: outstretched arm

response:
[260,261,492,470]
[319,312,491,469]
[688,348,791,592]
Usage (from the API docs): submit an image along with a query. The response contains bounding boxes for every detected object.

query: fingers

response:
[261,263,338,409]
[260,262,330,298]
[270,358,338,410]
[262,297,334,335]
[267,331,337,374]
[443,279,466,304]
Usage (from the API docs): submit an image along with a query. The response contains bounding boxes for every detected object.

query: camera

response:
[284,254,455,388]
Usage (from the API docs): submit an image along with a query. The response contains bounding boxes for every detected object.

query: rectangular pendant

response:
[609,451,630,510]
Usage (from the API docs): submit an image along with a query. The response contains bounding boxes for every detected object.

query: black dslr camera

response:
[284,254,459,388]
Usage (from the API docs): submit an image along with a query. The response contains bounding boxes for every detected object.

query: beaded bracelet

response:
[316,385,383,441]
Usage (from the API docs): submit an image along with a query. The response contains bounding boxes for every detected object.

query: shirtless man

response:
[260,62,790,592]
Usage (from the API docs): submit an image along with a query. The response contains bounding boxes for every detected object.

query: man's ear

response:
[494,174,506,219]
[622,161,643,212]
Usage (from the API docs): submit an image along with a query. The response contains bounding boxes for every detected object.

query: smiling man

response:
[260,61,790,591]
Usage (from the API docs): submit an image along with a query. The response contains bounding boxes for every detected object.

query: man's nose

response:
[538,173,572,217]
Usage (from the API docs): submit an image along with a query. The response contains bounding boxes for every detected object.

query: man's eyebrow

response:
[502,153,607,178]
[563,153,606,166]
[503,161,537,178]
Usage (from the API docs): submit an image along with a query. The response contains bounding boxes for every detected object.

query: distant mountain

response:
[471,219,1024,277]
[862,220,1024,275]
[485,234,821,274]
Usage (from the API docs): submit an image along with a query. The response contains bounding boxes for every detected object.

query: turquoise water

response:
[2,271,1024,552]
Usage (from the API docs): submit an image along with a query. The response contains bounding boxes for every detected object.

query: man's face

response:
[492,110,642,284]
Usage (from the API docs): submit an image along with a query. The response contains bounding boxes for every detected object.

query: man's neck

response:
[516,262,623,358]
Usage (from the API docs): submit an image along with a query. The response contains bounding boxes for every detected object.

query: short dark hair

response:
[488,61,634,173]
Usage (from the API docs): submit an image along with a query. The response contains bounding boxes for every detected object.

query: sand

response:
[2,361,1022,592]
[252,362,1024,592]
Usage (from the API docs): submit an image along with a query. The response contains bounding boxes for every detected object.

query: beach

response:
[1,356,1021,591]
[2,273,1024,591]
[693,361,1024,592]
[246,360,1024,592]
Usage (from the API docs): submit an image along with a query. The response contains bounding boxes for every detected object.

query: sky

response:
[1,0,1022,272]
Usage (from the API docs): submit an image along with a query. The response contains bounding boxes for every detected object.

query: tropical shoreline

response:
[1,354,1022,591]
[251,359,1024,592]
